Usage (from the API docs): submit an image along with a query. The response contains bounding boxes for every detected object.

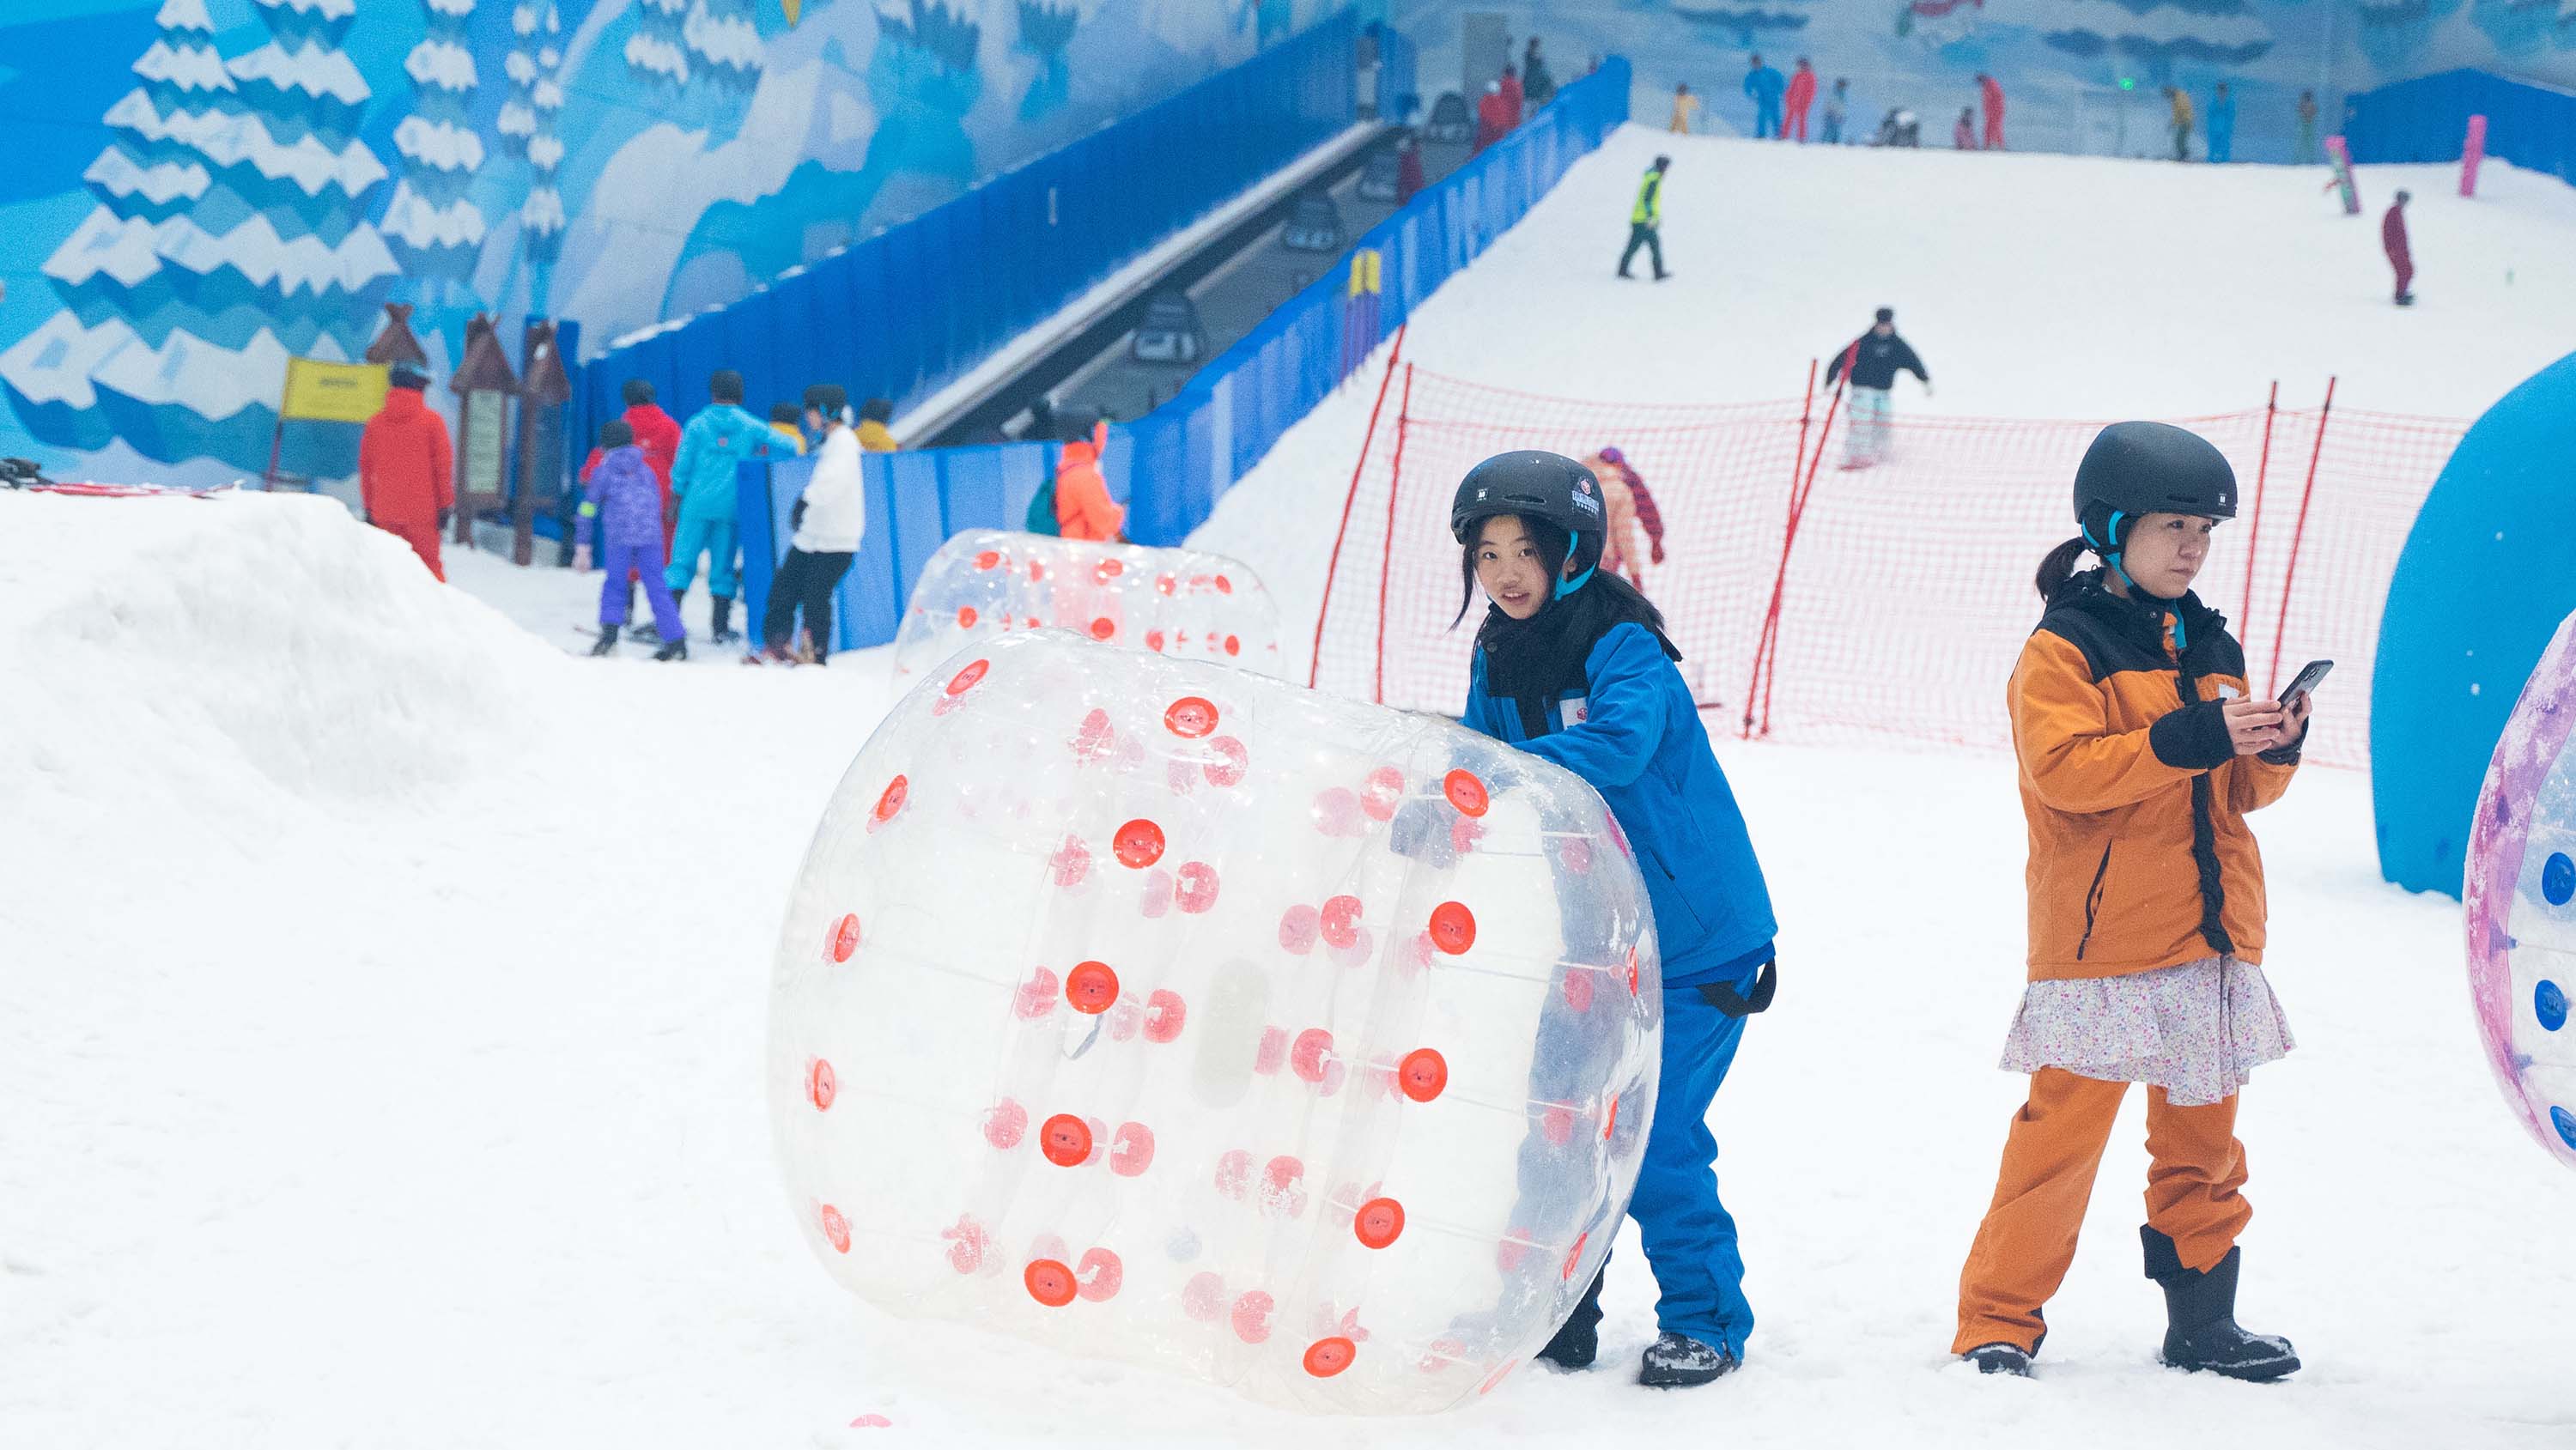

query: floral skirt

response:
[1998,955,2294,1108]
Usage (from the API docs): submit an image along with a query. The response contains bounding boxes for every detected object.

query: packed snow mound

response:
[770,633,1661,1414]
[0,491,560,829]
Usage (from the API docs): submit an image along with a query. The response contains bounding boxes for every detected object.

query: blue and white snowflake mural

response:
[0,0,1332,480]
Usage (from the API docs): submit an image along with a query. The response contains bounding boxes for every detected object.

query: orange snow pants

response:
[1952,1067,2250,1355]
[375,517,447,582]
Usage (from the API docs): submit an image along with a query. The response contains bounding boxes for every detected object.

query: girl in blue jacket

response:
[1451,450,1779,1389]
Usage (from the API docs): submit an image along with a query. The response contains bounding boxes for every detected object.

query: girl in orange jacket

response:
[1953,422,2310,1383]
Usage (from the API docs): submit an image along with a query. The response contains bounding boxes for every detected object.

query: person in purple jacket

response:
[574,420,687,660]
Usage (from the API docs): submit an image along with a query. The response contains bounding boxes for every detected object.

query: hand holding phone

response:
[2276,658,2333,708]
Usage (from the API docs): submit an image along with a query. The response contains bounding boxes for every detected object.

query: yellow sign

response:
[280,357,390,423]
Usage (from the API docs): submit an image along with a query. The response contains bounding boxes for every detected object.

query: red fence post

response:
[1372,361,1417,706]
[2238,380,2277,630]
[2265,375,2336,697]
[1744,355,1851,737]
[1308,324,1406,689]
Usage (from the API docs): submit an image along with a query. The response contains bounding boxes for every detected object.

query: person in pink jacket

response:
[1583,451,1647,586]
[1783,59,1818,143]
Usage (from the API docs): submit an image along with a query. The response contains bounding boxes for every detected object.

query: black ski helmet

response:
[2072,421,2237,556]
[1450,449,1610,573]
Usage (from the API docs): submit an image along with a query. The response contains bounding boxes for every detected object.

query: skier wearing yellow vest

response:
[1618,155,1672,282]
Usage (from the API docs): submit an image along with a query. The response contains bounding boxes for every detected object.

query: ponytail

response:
[2034,536,2090,601]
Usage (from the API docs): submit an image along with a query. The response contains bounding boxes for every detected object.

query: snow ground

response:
[9,130,2576,1448]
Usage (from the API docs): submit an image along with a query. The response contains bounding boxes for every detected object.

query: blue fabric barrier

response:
[574,11,1361,464]
[2346,69,2576,188]
[740,57,1630,657]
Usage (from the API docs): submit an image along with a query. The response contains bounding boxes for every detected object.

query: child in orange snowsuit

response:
[1953,422,2310,1384]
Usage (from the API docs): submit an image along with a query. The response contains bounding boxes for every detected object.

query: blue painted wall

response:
[2373,349,2576,899]
[0,0,1343,485]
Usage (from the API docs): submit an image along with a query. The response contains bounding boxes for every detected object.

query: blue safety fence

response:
[746,58,1631,656]
[2345,69,2576,187]
[574,10,1360,460]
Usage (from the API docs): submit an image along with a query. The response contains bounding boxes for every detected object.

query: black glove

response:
[791,498,808,529]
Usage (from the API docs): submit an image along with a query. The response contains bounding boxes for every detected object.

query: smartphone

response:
[2276,658,2334,707]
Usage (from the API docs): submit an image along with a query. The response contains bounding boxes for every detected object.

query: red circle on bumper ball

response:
[828,913,860,962]
[1427,901,1476,955]
[1065,961,1120,1014]
[956,605,978,628]
[1076,1247,1124,1301]
[808,1059,837,1110]
[1443,769,1490,816]
[1354,1197,1406,1249]
[820,1204,851,1253]
[1303,1337,1357,1378]
[974,549,1000,571]
[1113,818,1165,868]
[1040,1114,1092,1167]
[1174,861,1220,913]
[872,775,908,824]
[1164,696,1218,737]
[982,1098,1027,1149]
[1109,1121,1156,1176]
[1320,895,1364,949]
[1398,1048,1447,1103]
[1025,1259,1077,1307]
[1143,987,1188,1042]
[1230,1290,1274,1343]
[945,659,988,695]
[1089,616,1115,640]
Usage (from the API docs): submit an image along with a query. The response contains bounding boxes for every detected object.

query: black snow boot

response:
[1963,1343,2032,1376]
[1537,1265,1607,1370]
[587,628,618,657]
[2142,1228,2300,1382]
[709,594,738,645]
[653,636,688,663]
[1638,1332,1738,1388]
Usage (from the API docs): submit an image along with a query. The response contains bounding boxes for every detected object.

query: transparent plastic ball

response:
[892,531,1285,682]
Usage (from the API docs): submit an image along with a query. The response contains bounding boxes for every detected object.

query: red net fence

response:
[1309,363,2466,771]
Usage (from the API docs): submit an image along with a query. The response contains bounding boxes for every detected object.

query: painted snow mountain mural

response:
[0,0,1342,482]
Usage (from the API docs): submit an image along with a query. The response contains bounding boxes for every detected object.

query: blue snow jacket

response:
[671,403,777,525]
[1743,64,1784,108]
[1463,622,1778,991]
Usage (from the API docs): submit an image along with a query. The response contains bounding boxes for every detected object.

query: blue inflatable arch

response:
[2374,349,2576,897]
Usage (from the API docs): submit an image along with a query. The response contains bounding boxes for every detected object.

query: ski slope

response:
[9,130,2576,1448]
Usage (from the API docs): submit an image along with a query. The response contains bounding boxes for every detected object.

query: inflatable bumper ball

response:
[893,531,1284,681]
[769,632,1664,1412]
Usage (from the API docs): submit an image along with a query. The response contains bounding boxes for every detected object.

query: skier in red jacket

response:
[2383,190,2415,306]
[1978,73,2007,150]
[358,362,453,581]
[615,378,683,547]
[1783,59,1817,143]
[1474,80,1511,153]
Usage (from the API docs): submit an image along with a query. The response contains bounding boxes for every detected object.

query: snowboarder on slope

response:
[1953,422,2307,1383]
[358,361,453,582]
[1824,307,1929,469]
[1617,155,1671,281]
[1449,450,1780,1390]
[2384,190,2415,306]
[1743,54,1784,139]
[574,419,686,660]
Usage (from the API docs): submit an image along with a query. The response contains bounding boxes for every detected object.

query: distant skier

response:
[766,402,807,455]
[2166,88,2195,161]
[1053,413,1126,543]
[1617,155,1672,282]
[1744,53,1784,139]
[574,420,686,661]
[1522,36,1556,108]
[1583,446,1667,585]
[1474,79,1510,153]
[615,378,683,547]
[666,368,775,647]
[357,361,453,582]
[1821,77,1849,144]
[1953,107,1978,150]
[1500,62,1525,128]
[1783,58,1817,142]
[1823,307,1930,469]
[2296,90,2319,165]
[1396,131,1426,203]
[1978,72,2007,150]
[2384,190,2415,306]
[1670,80,1701,135]
[1875,107,1920,148]
[856,397,899,452]
[756,384,866,665]
[2207,82,2236,164]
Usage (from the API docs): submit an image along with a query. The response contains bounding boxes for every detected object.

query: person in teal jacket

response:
[1449,449,1780,1390]
[667,369,778,645]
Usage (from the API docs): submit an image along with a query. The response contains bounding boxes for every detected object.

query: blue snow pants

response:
[1754,100,1781,139]
[602,540,683,642]
[666,516,738,598]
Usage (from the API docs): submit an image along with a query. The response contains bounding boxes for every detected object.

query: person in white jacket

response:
[758,383,867,664]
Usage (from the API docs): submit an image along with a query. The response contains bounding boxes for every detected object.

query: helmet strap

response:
[1554,532,1595,598]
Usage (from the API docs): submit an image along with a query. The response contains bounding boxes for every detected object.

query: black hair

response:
[803,382,848,416]
[861,397,894,424]
[709,369,744,403]
[621,378,654,406]
[2035,536,2091,600]
[769,401,802,424]
[1874,306,1894,324]
[1453,513,1668,632]
[600,419,635,447]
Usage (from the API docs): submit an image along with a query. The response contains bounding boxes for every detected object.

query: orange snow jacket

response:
[1054,422,1124,542]
[2010,572,2300,980]
[359,385,453,525]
